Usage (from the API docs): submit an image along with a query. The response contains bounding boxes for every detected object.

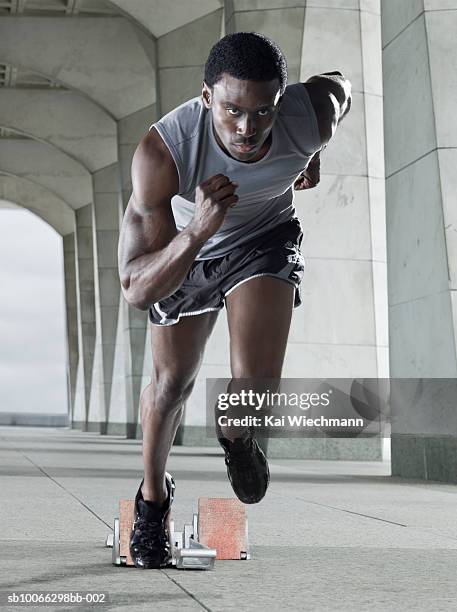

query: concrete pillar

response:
[382,0,457,482]
[224,0,304,83]
[290,0,387,377]
[90,164,123,435]
[157,8,223,115]
[118,109,157,438]
[72,204,96,430]
[121,301,148,439]
[63,232,79,422]
[290,0,387,460]
[180,1,387,459]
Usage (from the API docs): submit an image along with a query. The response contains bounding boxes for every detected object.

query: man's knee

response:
[230,361,282,387]
[141,374,196,419]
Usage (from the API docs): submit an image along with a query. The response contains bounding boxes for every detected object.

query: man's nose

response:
[237,115,256,138]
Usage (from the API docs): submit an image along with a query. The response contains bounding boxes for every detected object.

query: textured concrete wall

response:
[158,9,224,115]
[382,0,457,482]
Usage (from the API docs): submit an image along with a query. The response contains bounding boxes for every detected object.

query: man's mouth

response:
[234,143,257,153]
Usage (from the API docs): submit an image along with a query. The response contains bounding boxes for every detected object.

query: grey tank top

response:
[151,82,321,260]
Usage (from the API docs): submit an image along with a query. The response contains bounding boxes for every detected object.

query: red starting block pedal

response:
[198,497,250,560]
[106,497,249,568]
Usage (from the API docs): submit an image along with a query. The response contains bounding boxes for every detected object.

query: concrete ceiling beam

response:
[0,172,75,235]
[0,15,156,118]
[108,0,222,38]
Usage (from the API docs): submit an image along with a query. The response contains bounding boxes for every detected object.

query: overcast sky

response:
[0,206,67,415]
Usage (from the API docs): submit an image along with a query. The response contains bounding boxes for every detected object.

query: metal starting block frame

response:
[169,513,216,570]
[106,503,216,570]
[106,497,249,570]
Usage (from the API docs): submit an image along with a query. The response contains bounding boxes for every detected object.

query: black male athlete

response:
[118,32,351,568]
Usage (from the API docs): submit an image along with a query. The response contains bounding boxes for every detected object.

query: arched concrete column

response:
[0,157,138,437]
[0,87,123,433]
[382,0,457,482]
[0,173,74,235]
[0,181,79,423]
[0,86,157,436]
[0,11,158,437]
[0,136,92,209]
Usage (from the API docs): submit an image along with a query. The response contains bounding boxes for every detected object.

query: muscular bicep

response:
[118,128,179,289]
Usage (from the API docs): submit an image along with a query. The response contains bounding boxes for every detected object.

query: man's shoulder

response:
[153,95,205,146]
[277,83,322,152]
[280,82,312,112]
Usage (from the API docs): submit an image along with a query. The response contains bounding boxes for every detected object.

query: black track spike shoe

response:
[219,434,270,504]
[129,473,175,569]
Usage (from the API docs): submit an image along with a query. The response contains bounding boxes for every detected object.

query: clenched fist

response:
[189,174,239,241]
[294,150,321,190]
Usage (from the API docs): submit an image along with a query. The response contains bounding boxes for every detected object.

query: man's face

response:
[202,73,282,162]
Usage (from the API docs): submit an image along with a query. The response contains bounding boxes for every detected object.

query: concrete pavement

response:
[0,427,456,611]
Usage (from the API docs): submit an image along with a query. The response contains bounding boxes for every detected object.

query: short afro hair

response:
[204,32,287,95]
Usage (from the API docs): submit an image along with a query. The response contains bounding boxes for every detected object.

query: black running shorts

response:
[149,217,305,326]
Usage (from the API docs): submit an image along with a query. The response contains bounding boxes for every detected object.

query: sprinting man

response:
[118,32,351,568]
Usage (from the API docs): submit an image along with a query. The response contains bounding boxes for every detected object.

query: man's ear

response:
[202,82,212,109]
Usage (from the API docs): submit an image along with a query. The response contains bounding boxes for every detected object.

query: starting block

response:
[105,497,250,570]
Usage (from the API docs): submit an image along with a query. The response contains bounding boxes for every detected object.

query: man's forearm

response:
[122,226,206,310]
[294,150,320,190]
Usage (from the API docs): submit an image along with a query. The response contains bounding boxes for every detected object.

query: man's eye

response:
[258,109,270,116]
[227,108,240,116]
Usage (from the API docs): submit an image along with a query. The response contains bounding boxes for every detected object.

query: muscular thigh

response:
[150,311,218,387]
[226,276,294,379]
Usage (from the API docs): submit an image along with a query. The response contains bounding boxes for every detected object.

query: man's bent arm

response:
[120,213,207,310]
[118,129,206,310]
[294,71,352,191]
[303,70,352,146]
